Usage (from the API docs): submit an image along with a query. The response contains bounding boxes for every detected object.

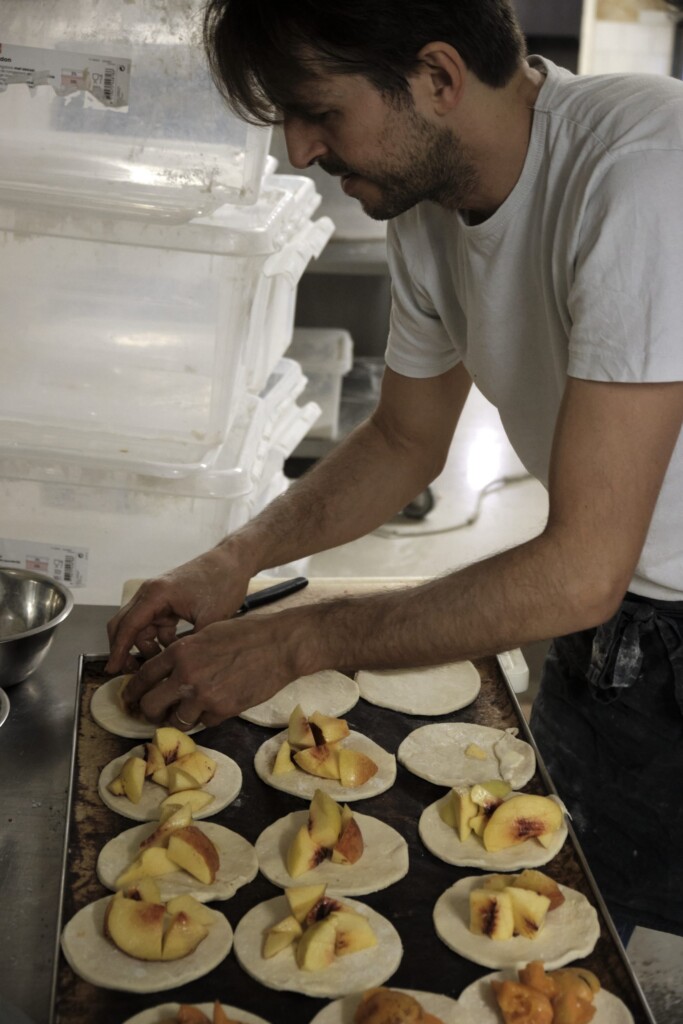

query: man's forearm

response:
[292,528,624,678]
[219,414,443,576]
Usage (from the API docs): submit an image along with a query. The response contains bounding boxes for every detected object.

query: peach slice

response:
[439,786,477,842]
[165,894,215,927]
[104,892,165,960]
[469,888,514,940]
[338,748,378,788]
[114,846,178,888]
[483,794,563,852]
[331,805,364,865]
[273,739,297,775]
[167,825,220,884]
[159,789,214,814]
[295,916,337,971]
[139,802,193,850]
[288,704,316,748]
[262,914,303,958]
[329,909,377,957]
[166,765,203,794]
[173,751,217,787]
[285,883,327,924]
[145,742,166,777]
[162,910,208,961]
[287,824,327,878]
[309,711,350,745]
[114,755,147,804]
[293,743,341,780]
[154,726,197,764]
[514,869,565,911]
[507,886,551,939]
[308,789,343,848]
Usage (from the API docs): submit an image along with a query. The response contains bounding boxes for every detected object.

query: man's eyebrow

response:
[282,98,331,117]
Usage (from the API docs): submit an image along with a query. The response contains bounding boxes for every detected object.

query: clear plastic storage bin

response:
[286,328,354,440]
[0,0,272,219]
[0,176,333,474]
[0,360,319,604]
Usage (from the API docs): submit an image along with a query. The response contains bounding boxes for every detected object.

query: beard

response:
[317,107,478,220]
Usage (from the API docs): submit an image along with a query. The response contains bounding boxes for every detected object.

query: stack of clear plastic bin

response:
[0,1,333,601]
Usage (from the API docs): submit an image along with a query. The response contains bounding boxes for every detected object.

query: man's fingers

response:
[171,701,204,732]
[106,583,176,673]
[122,647,176,708]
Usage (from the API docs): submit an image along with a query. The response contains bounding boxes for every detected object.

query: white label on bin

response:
[0,539,89,588]
[0,42,131,110]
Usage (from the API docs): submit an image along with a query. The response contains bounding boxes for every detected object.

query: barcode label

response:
[103,66,115,104]
[0,539,88,587]
[0,43,131,110]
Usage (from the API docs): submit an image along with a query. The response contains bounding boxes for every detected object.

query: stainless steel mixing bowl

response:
[0,568,74,686]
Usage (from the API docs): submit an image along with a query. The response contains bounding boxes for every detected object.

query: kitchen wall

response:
[580,0,676,73]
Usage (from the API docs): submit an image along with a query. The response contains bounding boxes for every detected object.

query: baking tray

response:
[50,649,656,1023]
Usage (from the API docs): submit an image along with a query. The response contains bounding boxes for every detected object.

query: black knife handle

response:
[239,576,309,614]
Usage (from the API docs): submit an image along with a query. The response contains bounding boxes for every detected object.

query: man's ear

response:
[413,41,466,114]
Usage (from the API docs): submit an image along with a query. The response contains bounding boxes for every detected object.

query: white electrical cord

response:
[373,472,532,539]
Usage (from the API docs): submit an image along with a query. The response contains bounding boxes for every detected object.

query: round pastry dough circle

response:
[60,896,232,993]
[458,970,635,1024]
[355,662,480,716]
[398,722,535,789]
[233,895,403,998]
[254,729,396,802]
[308,988,466,1024]
[255,809,409,895]
[122,1004,272,1024]
[239,670,359,727]
[91,676,205,739]
[97,821,258,902]
[419,793,568,870]
[98,744,242,821]
[433,874,600,970]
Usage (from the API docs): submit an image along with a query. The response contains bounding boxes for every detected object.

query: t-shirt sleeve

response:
[568,149,683,383]
[384,218,461,379]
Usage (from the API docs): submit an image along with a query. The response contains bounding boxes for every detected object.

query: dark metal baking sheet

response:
[50,651,656,1024]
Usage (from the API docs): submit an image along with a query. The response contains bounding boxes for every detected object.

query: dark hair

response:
[203,0,527,125]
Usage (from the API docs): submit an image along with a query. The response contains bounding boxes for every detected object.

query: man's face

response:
[282,72,477,219]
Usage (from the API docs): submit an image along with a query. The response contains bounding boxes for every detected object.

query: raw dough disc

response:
[419,793,568,870]
[254,729,396,803]
[433,874,599,970]
[398,723,535,789]
[233,895,403,999]
[239,670,360,727]
[308,988,466,1024]
[458,970,635,1024]
[355,662,481,716]
[255,809,409,896]
[97,821,258,902]
[123,1005,271,1024]
[90,676,206,740]
[98,744,242,822]
[60,896,232,994]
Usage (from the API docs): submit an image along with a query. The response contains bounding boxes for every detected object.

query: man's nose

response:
[283,118,328,169]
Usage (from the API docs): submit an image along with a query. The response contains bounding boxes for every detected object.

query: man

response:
[107,1,683,939]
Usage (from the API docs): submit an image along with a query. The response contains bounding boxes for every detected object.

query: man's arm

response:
[107,363,471,672]
[307,376,683,669]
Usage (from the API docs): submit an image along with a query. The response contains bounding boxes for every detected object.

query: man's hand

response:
[105,546,251,675]
[120,610,314,729]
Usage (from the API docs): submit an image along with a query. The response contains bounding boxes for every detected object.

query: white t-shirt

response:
[386,57,683,601]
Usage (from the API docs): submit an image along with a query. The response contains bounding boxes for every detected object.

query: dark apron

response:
[530,591,683,936]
